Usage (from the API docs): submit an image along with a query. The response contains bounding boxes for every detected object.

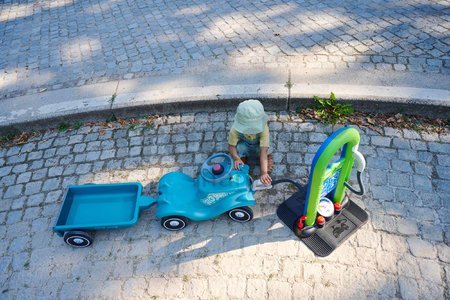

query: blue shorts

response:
[236,141,272,158]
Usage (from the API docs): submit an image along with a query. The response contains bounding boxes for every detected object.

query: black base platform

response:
[276,184,369,257]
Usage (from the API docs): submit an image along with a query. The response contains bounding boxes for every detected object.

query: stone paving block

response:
[72,143,87,153]
[412,175,433,192]
[391,159,412,173]
[392,137,410,149]
[12,163,28,174]
[267,280,291,300]
[399,276,419,300]
[6,210,22,225]
[371,136,392,147]
[421,132,440,142]
[0,166,12,177]
[86,141,101,152]
[7,153,27,165]
[5,184,23,198]
[292,282,313,299]
[42,178,61,192]
[435,179,450,193]
[45,190,62,204]
[437,154,450,166]
[417,151,433,163]
[397,217,419,236]
[245,278,266,299]
[418,259,442,284]
[388,172,411,187]
[376,148,397,159]
[428,142,449,153]
[436,244,450,263]
[417,280,445,299]
[371,185,395,201]
[435,166,450,180]
[410,140,427,150]
[413,162,432,176]
[27,193,45,207]
[420,224,444,242]
[398,149,418,161]
[129,146,142,157]
[407,238,436,259]
[11,195,26,210]
[27,150,43,161]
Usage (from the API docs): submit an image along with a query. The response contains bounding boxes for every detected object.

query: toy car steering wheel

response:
[201,153,233,183]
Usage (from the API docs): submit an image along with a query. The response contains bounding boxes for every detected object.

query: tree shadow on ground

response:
[0,0,448,96]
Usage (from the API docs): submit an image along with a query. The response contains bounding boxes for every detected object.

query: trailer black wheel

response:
[161,216,189,231]
[228,206,253,223]
[63,231,94,248]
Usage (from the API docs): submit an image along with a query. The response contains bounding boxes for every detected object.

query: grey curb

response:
[1,70,449,135]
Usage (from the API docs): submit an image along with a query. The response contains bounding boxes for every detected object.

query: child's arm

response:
[260,147,272,185]
[229,145,244,169]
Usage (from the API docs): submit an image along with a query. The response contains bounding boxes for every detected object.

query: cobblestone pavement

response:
[0,111,449,299]
[1,0,449,97]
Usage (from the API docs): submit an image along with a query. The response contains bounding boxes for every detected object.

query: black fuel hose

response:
[271,179,303,191]
[344,171,365,196]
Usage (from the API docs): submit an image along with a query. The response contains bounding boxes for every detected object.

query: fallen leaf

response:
[367,118,376,125]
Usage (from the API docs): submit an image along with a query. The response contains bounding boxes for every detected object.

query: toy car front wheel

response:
[228,206,253,223]
[63,230,94,248]
[161,216,189,231]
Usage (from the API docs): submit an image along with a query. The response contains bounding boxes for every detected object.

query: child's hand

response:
[233,158,244,170]
[260,173,272,185]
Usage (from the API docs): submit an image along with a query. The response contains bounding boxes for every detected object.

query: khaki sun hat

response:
[232,99,268,134]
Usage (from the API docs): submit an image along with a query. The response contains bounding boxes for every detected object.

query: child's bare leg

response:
[268,155,273,173]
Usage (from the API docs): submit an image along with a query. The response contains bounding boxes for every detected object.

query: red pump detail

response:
[316,215,325,226]
[297,216,307,229]
[334,203,342,212]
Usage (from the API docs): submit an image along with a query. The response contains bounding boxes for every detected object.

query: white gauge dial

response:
[317,197,335,218]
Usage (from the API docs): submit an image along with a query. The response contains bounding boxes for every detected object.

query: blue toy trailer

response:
[53,182,156,247]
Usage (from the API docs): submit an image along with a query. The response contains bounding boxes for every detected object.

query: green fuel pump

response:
[276,127,369,257]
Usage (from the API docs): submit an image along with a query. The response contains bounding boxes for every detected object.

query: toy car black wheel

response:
[228,206,253,223]
[63,231,94,248]
[161,216,189,231]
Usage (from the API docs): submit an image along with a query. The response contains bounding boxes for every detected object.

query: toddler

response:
[228,100,273,185]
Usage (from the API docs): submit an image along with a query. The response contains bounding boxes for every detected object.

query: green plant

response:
[73,121,83,130]
[109,92,117,104]
[57,123,70,132]
[0,133,15,143]
[313,92,353,124]
[144,123,154,130]
[106,113,117,123]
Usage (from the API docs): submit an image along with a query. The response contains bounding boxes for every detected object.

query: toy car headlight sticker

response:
[230,174,244,183]
[201,192,233,206]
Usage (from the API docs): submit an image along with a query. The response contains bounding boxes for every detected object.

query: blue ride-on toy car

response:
[156,153,256,230]
[53,153,257,247]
